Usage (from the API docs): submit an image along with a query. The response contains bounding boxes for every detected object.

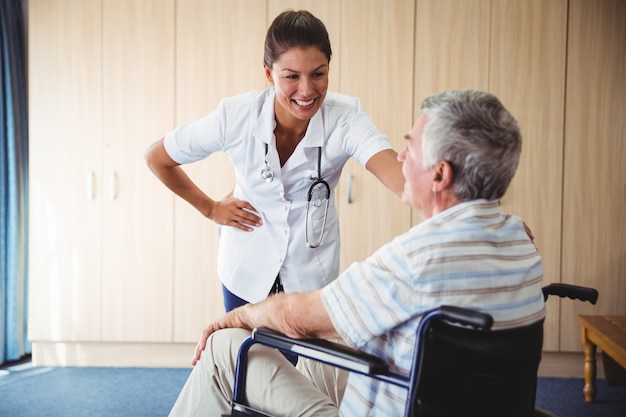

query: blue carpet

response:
[1,362,625,416]
[535,377,626,417]
[0,363,191,416]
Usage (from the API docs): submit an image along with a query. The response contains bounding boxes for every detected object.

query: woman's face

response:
[265,46,329,126]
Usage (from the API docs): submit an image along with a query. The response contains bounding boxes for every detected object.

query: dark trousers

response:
[222,285,249,312]
[221,278,298,366]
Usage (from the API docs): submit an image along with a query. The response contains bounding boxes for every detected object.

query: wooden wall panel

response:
[560,0,626,351]
[490,0,568,351]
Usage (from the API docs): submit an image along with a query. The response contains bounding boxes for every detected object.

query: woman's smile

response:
[294,98,316,107]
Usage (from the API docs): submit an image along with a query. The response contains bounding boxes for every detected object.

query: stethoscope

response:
[261,143,330,248]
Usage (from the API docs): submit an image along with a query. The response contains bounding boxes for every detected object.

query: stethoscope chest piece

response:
[260,142,275,182]
[260,163,274,182]
[305,145,330,249]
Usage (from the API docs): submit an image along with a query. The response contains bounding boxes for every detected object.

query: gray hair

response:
[420,90,521,201]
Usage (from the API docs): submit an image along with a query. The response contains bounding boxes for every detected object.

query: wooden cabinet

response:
[28,0,626,365]
[28,0,175,352]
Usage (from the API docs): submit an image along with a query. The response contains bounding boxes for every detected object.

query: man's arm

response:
[192,290,339,365]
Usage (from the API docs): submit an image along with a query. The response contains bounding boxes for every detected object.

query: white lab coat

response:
[164,88,391,303]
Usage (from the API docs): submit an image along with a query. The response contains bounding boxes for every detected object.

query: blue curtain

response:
[0,0,29,365]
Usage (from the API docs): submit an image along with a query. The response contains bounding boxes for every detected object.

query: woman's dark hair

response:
[264,10,332,67]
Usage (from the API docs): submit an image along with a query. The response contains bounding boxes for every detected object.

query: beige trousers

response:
[168,328,348,417]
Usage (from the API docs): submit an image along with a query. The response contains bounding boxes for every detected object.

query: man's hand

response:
[189,292,337,366]
[191,309,247,366]
[192,320,223,366]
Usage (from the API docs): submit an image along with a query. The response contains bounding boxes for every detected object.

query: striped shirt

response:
[321,199,546,416]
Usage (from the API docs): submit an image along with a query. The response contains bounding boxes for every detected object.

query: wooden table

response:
[576,315,626,402]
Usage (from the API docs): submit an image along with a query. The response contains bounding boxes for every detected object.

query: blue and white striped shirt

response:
[321,199,546,416]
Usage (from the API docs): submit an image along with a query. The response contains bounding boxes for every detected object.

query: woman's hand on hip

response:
[208,195,262,232]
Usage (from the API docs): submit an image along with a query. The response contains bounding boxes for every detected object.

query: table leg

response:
[581,327,597,402]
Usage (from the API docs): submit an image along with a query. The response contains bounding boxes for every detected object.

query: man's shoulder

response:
[397,201,524,252]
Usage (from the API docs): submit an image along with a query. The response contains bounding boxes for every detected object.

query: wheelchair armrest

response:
[542,283,599,304]
[252,327,389,375]
[435,305,493,330]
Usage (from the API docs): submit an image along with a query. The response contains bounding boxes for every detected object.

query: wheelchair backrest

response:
[409,318,544,417]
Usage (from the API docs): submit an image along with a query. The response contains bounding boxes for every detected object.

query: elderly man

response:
[169,90,546,417]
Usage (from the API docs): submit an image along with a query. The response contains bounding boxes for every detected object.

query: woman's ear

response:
[264,64,274,85]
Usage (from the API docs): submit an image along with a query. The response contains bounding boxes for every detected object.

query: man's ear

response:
[432,160,453,192]
[264,64,274,85]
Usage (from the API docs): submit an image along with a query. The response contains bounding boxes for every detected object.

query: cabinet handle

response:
[347,174,353,204]
[109,171,118,200]
[87,171,96,200]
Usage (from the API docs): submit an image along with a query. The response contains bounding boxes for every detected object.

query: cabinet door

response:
[100,0,175,342]
[561,0,626,351]
[172,0,266,342]
[413,0,491,218]
[28,0,103,342]
[414,0,491,100]
[490,0,567,351]
[337,0,413,271]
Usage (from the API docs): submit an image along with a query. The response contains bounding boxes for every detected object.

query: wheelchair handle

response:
[542,283,598,304]
[437,305,494,331]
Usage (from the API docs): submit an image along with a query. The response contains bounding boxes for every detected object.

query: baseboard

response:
[31,341,607,380]
[538,351,605,379]
[31,341,195,368]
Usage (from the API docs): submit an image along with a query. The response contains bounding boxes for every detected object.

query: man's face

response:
[264,46,329,125]
[397,116,436,218]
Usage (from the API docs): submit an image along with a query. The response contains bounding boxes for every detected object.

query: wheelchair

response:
[228,283,598,417]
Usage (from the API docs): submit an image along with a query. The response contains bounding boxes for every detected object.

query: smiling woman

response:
[144,9,405,317]
[0,0,29,365]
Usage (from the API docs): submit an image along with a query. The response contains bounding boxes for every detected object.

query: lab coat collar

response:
[253,88,277,147]
[253,88,325,172]
[285,110,324,171]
